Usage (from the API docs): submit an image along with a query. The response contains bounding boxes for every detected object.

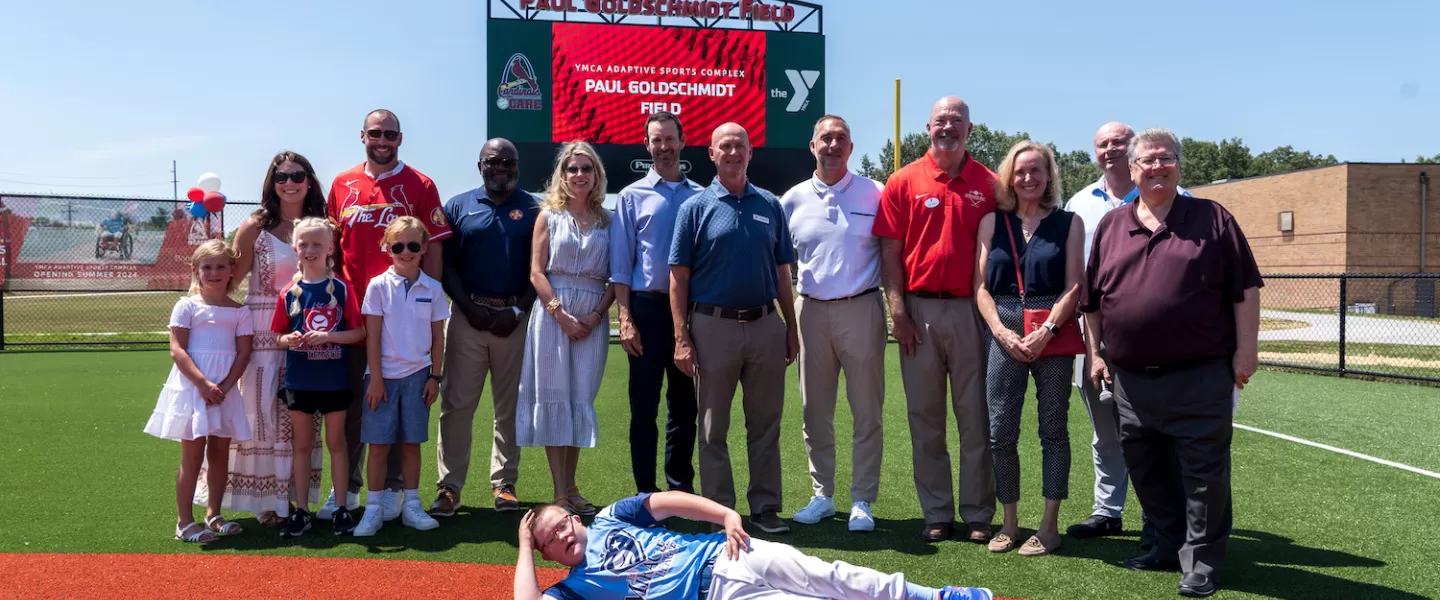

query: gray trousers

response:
[1113,358,1234,578]
[1076,349,1129,518]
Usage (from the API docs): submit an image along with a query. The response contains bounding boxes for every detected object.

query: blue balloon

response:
[189,201,208,218]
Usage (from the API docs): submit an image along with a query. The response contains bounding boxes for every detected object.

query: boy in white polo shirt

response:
[355,216,449,537]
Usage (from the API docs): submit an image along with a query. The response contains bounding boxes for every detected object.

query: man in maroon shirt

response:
[1080,128,1261,598]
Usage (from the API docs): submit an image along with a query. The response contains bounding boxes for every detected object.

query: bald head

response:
[711,122,750,146]
[926,96,973,157]
[481,138,517,159]
[709,122,753,186]
[1094,121,1135,173]
[479,138,519,196]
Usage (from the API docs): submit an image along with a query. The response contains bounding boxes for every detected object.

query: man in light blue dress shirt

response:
[610,112,705,495]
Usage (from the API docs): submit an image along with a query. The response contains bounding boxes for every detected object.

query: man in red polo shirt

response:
[873,96,997,544]
[320,108,453,522]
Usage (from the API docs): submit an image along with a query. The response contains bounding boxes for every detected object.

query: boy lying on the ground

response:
[513,490,994,600]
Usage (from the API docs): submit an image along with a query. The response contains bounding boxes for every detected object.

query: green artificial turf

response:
[1,349,1437,599]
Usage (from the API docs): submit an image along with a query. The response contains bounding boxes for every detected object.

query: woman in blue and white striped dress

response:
[516,141,614,516]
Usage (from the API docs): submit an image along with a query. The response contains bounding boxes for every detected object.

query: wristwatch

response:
[1043,321,1061,335]
[429,372,444,384]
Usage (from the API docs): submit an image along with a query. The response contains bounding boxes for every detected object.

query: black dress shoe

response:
[749,511,790,534]
[1124,549,1181,572]
[1178,573,1217,598]
[921,522,953,542]
[1066,514,1122,538]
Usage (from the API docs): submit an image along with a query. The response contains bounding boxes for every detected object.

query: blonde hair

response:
[541,141,610,228]
[383,215,430,246]
[188,239,239,295]
[995,141,1063,213]
[288,217,339,317]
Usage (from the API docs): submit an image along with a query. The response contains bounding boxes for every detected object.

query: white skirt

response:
[143,351,251,441]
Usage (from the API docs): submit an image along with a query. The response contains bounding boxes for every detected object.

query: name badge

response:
[416,297,432,303]
[752,213,770,224]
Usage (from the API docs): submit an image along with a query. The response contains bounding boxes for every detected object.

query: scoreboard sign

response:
[487,0,824,194]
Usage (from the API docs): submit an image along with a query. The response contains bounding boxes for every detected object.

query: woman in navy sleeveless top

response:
[973,141,1086,557]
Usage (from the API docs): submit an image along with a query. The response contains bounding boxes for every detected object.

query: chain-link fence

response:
[1260,274,1440,383]
[1,193,259,349]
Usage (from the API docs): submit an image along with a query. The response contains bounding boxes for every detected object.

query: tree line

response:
[852,124,1409,199]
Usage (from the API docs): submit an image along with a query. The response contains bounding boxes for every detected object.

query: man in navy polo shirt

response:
[431,138,540,517]
[669,122,799,535]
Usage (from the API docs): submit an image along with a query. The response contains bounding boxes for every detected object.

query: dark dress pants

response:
[626,292,698,493]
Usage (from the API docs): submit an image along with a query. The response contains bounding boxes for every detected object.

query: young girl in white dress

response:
[143,239,255,543]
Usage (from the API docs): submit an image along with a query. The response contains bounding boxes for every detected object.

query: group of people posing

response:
[143,96,1261,599]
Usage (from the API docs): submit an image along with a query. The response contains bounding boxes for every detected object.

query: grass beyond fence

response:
[1,349,1437,599]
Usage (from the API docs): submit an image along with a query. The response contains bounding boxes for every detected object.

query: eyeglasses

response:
[365,129,401,141]
[481,156,517,169]
[389,241,423,254]
[273,171,308,184]
[565,164,595,175]
[1134,155,1179,168]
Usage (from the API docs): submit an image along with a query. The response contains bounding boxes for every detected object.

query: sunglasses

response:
[273,171,308,184]
[565,164,595,175]
[365,129,401,141]
[482,156,517,169]
[389,241,423,254]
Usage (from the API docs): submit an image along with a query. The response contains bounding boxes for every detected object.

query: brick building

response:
[1191,163,1435,314]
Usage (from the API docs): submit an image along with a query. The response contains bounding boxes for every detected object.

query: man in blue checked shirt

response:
[611,111,705,497]
[513,490,994,600]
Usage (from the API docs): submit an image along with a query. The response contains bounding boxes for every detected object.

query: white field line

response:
[5,291,177,300]
[1234,423,1440,480]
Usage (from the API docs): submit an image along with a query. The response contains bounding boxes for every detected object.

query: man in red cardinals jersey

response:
[319,108,453,523]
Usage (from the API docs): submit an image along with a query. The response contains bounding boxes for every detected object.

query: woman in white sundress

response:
[516,141,614,516]
[196,152,329,526]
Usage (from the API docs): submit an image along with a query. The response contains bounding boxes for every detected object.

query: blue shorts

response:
[360,368,431,445]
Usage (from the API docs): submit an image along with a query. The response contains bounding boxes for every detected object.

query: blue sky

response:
[2,0,1436,206]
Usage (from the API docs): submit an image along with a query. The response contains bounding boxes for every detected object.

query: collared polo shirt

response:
[872,151,998,296]
[361,267,451,379]
[328,161,453,304]
[444,187,540,300]
[669,179,796,310]
[1065,176,1191,267]
[611,169,705,292]
[780,170,884,300]
[1080,195,1263,371]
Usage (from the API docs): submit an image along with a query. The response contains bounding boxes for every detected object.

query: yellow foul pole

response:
[893,79,901,174]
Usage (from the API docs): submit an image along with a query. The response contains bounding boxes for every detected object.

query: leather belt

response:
[802,287,879,303]
[632,290,669,301]
[910,290,963,300]
[690,301,775,323]
[470,294,517,308]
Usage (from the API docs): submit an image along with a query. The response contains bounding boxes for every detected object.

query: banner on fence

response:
[0,195,225,291]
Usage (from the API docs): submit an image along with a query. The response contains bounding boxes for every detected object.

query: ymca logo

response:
[771,69,820,112]
[497,53,543,111]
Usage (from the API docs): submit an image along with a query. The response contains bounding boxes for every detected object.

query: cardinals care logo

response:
[497,53,543,111]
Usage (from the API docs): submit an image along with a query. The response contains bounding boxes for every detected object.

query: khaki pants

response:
[796,292,886,503]
[435,306,529,493]
[899,295,995,526]
[691,309,788,513]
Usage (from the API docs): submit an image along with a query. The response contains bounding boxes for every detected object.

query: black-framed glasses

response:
[481,156,517,169]
[1134,155,1179,168]
[389,241,423,254]
[273,171,308,184]
[365,128,401,141]
[565,164,595,175]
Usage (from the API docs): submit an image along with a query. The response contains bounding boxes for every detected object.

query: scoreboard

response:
[487,0,825,193]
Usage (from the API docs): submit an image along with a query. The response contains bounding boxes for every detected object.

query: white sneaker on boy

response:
[791,495,837,525]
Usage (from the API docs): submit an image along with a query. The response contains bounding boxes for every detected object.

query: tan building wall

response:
[1346,164,1438,274]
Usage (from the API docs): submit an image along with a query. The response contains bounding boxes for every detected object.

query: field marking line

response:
[4,291,178,300]
[1234,423,1440,480]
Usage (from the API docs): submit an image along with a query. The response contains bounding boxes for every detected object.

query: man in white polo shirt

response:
[779,114,887,532]
[1063,121,1188,544]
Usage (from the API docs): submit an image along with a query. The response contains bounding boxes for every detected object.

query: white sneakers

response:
[792,496,837,524]
[352,493,440,537]
[848,501,875,532]
[317,489,361,520]
[402,499,439,531]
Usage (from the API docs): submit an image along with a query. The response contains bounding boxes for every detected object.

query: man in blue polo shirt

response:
[612,111,705,496]
[669,122,799,535]
[431,138,540,517]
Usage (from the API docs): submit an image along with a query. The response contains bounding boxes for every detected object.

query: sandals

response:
[566,486,599,516]
[176,522,219,543]
[205,514,243,536]
[257,511,286,527]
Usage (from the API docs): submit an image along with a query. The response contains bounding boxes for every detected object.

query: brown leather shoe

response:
[967,522,993,543]
[493,485,519,512]
[430,487,460,517]
[921,522,953,542]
